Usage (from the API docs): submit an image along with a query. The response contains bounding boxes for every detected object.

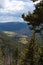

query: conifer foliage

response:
[22,0,43,33]
[22,0,43,65]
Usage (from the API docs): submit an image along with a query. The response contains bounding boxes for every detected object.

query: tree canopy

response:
[22,0,43,32]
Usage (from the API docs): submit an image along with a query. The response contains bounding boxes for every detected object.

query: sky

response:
[0,0,41,23]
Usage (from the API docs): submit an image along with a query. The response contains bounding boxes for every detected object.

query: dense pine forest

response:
[0,0,43,65]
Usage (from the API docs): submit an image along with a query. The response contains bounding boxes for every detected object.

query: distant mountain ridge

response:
[0,22,27,31]
[0,22,32,35]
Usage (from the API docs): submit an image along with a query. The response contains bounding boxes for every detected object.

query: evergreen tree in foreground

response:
[21,34,39,65]
[22,0,43,65]
[22,0,43,33]
[39,46,43,65]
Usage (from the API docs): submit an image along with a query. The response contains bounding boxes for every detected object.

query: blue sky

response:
[0,0,41,22]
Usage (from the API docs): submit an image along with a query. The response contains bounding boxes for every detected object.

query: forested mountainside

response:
[0,31,28,65]
[0,31,28,50]
[0,31,43,65]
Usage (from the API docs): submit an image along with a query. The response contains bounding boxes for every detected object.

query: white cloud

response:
[0,0,5,8]
[4,0,24,11]
[0,0,35,22]
[0,15,24,22]
[0,0,34,13]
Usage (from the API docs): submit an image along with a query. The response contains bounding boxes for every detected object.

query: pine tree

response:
[22,0,43,65]
[22,0,43,33]
[39,46,43,65]
[21,34,39,65]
